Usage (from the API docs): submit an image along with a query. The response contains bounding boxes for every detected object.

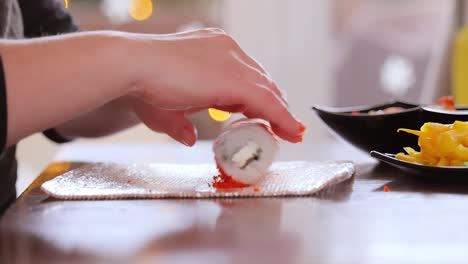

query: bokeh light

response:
[208,108,232,122]
[128,0,154,21]
[64,0,69,9]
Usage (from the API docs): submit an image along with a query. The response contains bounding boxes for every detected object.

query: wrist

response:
[98,31,137,98]
[114,32,165,98]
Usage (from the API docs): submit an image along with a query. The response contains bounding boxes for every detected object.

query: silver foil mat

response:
[41,161,355,199]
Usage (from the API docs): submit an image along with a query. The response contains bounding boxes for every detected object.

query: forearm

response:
[0,28,304,147]
[55,97,140,139]
[0,31,132,146]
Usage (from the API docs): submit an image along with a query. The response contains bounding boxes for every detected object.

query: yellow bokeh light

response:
[208,108,232,122]
[129,0,153,21]
[64,0,69,8]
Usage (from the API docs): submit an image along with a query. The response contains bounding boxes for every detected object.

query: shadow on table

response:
[314,176,355,202]
[1,199,304,264]
[135,199,301,264]
[367,162,468,195]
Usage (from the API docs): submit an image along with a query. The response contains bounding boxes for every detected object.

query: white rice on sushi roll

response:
[213,118,279,185]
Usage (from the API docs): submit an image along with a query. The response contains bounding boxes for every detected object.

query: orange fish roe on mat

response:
[211,161,251,189]
[253,188,260,193]
[211,174,251,189]
[383,186,390,192]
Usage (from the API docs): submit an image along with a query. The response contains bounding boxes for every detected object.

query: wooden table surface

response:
[1,136,468,264]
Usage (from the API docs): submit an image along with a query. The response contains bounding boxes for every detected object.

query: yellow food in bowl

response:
[396,121,468,166]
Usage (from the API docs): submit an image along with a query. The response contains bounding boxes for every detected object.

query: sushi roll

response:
[213,118,279,186]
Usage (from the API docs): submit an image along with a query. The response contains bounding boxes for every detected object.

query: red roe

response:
[210,161,251,189]
[211,174,251,189]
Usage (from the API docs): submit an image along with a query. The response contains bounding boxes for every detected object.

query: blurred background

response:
[16,0,461,193]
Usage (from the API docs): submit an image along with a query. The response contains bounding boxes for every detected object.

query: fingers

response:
[256,82,288,107]
[133,102,197,146]
[230,51,298,140]
[231,52,288,107]
[133,28,302,144]
[240,84,304,143]
[185,104,246,115]
[242,55,268,75]
[215,104,246,113]
[229,43,288,106]
[269,122,306,143]
[204,28,226,34]
[172,28,226,38]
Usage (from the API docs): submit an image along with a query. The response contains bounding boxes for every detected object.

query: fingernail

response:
[180,139,191,147]
[292,121,306,143]
[298,121,306,134]
[180,127,195,147]
[293,134,304,143]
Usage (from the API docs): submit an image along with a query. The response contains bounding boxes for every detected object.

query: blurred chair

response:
[332,0,459,106]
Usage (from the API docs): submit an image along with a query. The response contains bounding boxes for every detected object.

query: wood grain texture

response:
[2,140,468,263]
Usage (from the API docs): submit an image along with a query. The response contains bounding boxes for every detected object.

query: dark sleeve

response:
[18,0,79,38]
[19,0,77,143]
[0,54,7,153]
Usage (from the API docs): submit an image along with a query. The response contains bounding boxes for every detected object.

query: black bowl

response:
[371,151,468,181]
[421,106,468,123]
[312,101,423,154]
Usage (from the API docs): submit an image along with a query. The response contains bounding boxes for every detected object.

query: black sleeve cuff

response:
[0,54,7,154]
[43,128,73,144]
[18,0,79,38]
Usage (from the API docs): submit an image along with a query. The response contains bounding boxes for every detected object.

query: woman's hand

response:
[125,28,305,143]
[1,29,304,147]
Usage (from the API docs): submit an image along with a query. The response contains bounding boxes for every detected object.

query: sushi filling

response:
[231,141,262,169]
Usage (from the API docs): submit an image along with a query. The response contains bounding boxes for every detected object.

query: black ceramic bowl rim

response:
[312,101,421,117]
[370,151,468,170]
[370,151,468,180]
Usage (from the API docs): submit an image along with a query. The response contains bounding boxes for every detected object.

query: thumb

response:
[133,102,197,146]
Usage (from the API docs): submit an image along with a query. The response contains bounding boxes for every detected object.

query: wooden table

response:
[1,136,468,264]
